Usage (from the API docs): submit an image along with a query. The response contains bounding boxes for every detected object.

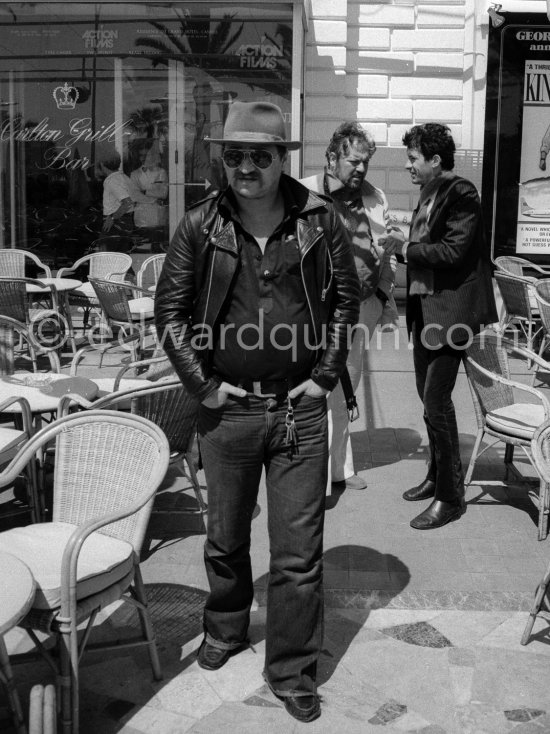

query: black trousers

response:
[412,324,465,504]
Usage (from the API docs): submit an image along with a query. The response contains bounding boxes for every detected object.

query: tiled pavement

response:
[3,315,550,733]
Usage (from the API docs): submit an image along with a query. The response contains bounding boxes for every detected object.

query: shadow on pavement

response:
[253,544,410,688]
[317,545,410,685]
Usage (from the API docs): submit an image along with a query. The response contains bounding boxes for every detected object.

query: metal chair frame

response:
[108,349,175,389]
[522,420,550,644]
[0,395,40,522]
[464,331,550,540]
[87,277,156,363]
[136,253,166,291]
[494,270,543,355]
[57,252,133,333]
[0,284,64,372]
[533,279,550,366]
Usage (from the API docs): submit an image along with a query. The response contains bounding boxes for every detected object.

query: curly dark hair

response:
[325,121,376,164]
[402,123,455,171]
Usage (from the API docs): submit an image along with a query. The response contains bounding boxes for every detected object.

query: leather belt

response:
[215,373,308,398]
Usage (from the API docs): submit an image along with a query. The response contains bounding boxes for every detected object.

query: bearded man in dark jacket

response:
[155,102,359,723]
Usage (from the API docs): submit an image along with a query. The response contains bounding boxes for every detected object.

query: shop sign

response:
[235,41,284,69]
[82,28,118,51]
[0,114,132,172]
[482,9,550,261]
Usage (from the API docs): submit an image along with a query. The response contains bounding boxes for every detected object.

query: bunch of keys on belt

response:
[284,394,298,457]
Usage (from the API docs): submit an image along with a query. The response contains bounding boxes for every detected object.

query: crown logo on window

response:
[53,82,79,110]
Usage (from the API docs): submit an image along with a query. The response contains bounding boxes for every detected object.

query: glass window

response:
[0,2,294,268]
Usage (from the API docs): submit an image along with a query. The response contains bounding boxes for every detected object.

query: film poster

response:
[516,59,550,253]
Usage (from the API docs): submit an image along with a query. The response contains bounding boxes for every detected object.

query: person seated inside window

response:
[97,147,135,236]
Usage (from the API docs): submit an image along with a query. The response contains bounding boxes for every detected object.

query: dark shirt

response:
[212,184,316,381]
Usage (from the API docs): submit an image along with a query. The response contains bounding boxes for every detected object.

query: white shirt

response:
[130,166,168,228]
[102,171,134,216]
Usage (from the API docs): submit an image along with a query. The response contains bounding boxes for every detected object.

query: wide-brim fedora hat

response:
[204,101,302,150]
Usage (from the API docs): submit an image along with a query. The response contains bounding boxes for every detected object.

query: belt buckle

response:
[252,381,276,398]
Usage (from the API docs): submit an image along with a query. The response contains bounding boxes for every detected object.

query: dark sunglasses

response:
[222,148,277,170]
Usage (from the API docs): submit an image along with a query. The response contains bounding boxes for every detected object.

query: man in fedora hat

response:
[155,101,359,722]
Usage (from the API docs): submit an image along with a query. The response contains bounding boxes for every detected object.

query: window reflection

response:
[0,2,294,271]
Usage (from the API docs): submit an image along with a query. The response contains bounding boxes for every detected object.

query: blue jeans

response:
[198,392,328,695]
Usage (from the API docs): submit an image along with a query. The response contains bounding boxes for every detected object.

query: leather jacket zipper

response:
[299,226,326,345]
[198,215,223,328]
[321,248,333,302]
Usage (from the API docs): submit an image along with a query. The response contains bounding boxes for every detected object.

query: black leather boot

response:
[410,499,466,530]
[402,478,436,501]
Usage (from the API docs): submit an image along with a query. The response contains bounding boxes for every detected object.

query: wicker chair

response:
[0,314,60,377]
[533,279,550,364]
[522,420,550,644]
[87,277,156,363]
[495,255,550,280]
[0,410,170,734]
[0,281,64,371]
[90,235,135,254]
[494,270,543,354]
[0,276,59,319]
[0,395,40,523]
[111,348,175,387]
[136,253,166,291]
[58,379,206,520]
[57,252,133,333]
[464,331,550,540]
[0,249,52,279]
[67,347,175,410]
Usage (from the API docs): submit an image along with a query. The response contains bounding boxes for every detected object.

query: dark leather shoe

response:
[197,639,243,670]
[283,694,321,722]
[402,478,436,501]
[410,499,466,530]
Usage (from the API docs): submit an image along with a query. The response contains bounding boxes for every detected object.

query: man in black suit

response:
[381,123,498,529]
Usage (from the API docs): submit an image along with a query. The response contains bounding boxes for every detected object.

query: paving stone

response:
[243,695,281,708]
[448,648,476,667]
[186,702,287,732]
[148,671,222,719]
[368,699,407,724]
[430,610,515,648]
[381,621,453,648]
[510,717,550,733]
[504,707,546,722]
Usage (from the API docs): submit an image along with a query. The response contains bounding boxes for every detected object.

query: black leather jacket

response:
[154,174,359,400]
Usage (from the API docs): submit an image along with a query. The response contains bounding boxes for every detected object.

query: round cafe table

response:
[90,376,155,398]
[0,551,36,734]
[0,372,98,420]
[0,373,99,449]
[25,278,82,296]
